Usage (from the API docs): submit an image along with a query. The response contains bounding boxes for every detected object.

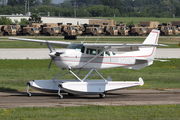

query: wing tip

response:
[139,77,144,86]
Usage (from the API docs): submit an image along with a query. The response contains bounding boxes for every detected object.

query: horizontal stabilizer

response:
[153,59,170,62]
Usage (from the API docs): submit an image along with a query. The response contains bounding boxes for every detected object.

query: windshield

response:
[142,28,146,31]
[71,26,75,30]
[67,43,84,52]
[96,28,101,31]
[53,27,59,30]
[11,26,16,29]
[175,27,178,30]
[33,28,39,31]
[168,27,172,30]
[113,27,117,30]
[76,28,81,31]
[124,27,127,30]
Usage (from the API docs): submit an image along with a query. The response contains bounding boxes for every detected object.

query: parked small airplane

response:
[9,29,167,98]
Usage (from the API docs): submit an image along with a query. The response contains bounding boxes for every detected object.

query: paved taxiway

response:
[0,89,180,108]
[0,48,180,59]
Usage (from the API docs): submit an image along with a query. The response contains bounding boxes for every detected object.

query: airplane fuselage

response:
[53,47,154,70]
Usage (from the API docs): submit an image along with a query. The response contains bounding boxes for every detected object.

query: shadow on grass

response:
[0,87,17,92]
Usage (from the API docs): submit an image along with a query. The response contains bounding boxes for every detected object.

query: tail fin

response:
[132,29,160,70]
[141,29,160,60]
[143,29,160,44]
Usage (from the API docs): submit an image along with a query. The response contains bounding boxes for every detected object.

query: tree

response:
[7,0,18,6]
[42,0,52,6]
[76,7,92,17]
[0,17,13,25]
[37,5,55,16]
[100,0,126,15]
[19,18,30,25]
[61,0,72,8]
[7,0,39,6]
[70,0,102,7]
[29,13,42,23]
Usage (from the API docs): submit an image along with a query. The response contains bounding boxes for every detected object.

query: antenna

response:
[95,36,100,44]
[81,35,87,43]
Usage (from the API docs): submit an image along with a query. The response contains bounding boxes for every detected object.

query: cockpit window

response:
[175,27,178,30]
[96,28,101,31]
[11,26,16,29]
[53,27,59,30]
[168,27,172,30]
[71,27,75,30]
[33,28,39,31]
[67,43,84,52]
[142,28,146,31]
[113,27,117,30]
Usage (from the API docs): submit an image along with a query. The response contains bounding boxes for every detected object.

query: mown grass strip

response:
[0,105,179,120]
[0,59,180,91]
[0,37,179,48]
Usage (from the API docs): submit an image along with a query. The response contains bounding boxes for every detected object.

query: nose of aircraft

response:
[48,51,64,71]
[49,51,64,58]
[49,52,57,58]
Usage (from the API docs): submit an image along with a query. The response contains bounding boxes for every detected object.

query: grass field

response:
[0,59,180,91]
[0,105,179,120]
[0,37,180,48]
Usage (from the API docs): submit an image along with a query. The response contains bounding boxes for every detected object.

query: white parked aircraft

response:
[9,29,167,98]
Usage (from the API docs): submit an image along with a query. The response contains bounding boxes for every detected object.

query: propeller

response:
[46,42,63,71]
[47,51,62,71]
[48,59,53,71]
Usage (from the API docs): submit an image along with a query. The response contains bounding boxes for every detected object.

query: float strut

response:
[26,83,31,97]
[58,84,63,99]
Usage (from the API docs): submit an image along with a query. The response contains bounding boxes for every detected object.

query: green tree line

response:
[0,0,180,18]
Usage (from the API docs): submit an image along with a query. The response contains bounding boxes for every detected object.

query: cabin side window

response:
[105,51,110,56]
[86,48,96,55]
[98,50,104,56]
[85,48,112,56]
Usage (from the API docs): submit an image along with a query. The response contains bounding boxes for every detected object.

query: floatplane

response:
[9,29,167,98]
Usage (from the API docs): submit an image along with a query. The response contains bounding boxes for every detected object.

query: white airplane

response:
[9,29,167,98]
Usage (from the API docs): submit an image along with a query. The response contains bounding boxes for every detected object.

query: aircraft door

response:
[103,51,110,63]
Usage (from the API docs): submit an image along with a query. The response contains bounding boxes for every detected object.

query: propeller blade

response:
[47,59,53,71]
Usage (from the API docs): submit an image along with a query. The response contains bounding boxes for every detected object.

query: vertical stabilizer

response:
[143,29,160,44]
[141,29,160,60]
[130,29,160,70]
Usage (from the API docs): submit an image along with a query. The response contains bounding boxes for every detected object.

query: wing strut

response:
[80,47,109,69]
[82,68,107,82]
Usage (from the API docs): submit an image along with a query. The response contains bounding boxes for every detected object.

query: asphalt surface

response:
[0,48,180,59]
[0,89,180,108]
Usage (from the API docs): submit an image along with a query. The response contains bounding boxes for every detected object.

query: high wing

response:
[84,43,167,47]
[83,43,167,51]
[84,29,167,51]
[8,37,71,48]
[9,29,167,51]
